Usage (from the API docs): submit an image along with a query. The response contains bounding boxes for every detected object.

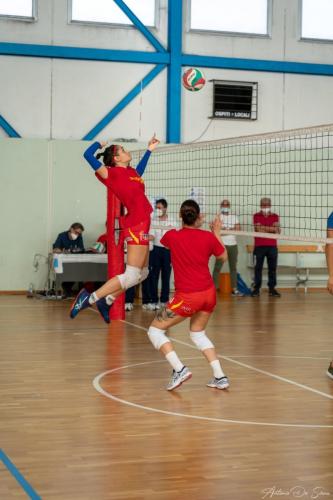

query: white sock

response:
[89,292,99,305]
[106,294,115,306]
[165,351,184,373]
[210,359,225,379]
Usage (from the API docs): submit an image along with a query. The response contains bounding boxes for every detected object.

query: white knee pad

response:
[139,267,149,283]
[190,331,214,351]
[117,265,141,290]
[147,326,169,350]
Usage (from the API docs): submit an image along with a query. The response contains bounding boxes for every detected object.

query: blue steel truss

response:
[0,0,333,142]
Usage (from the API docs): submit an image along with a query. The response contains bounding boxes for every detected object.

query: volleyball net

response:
[133,123,333,244]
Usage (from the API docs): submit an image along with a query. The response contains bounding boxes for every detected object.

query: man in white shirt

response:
[149,199,178,309]
[212,199,242,296]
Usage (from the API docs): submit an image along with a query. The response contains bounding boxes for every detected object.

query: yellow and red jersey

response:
[96,166,152,229]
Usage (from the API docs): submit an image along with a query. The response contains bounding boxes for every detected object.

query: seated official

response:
[53,222,85,297]
[53,222,85,254]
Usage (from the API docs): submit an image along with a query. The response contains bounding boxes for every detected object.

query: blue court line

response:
[0,449,41,500]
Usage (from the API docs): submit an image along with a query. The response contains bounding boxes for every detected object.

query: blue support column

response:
[166,0,183,143]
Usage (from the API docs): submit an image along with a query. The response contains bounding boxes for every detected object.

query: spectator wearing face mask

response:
[148,199,178,309]
[53,222,85,254]
[53,222,85,297]
[212,199,242,296]
[252,198,281,297]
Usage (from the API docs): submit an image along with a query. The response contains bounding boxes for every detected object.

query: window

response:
[211,80,258,120]
[71,0,156,27]
[0,0,34,19]
[301,0,333,41]
[190,0,268,35]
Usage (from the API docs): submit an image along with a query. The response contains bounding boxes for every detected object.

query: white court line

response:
[122,319,333,401]
[93,360,333,429]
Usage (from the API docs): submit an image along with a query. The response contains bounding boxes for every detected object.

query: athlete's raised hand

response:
[210,215,222,235]
[147,134,160,152]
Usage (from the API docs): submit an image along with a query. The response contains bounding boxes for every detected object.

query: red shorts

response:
[123,218,151,246]
[166,286,216,317]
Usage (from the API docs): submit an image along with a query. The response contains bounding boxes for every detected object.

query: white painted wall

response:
[0,0,332,142]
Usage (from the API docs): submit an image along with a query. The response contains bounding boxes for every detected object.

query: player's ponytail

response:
[180,199,200,226]
[96,145,119,167]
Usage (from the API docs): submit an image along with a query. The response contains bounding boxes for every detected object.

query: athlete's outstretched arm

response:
[83,141,108,179]
[136,150,151,176]
[210,216,228,262]
[136,134,160,176]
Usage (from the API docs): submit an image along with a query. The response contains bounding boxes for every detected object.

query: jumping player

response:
[146,199,230,391]
[70,135,160,323]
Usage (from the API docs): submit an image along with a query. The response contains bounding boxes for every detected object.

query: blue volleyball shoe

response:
[70,289,90,319]
[96,298,112,324]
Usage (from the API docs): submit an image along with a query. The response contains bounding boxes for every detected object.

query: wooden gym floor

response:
[0,292,332,500]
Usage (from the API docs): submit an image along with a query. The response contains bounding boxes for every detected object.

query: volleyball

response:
[182,68,206,92]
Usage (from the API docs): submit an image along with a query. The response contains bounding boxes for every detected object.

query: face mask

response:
[221,207,230,214]
[70,232,79,240]
[156,208,163,217]
[262,208,271,214]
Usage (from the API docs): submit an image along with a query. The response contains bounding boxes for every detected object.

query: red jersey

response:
[96,166,152,228]
[161,228,225,293]
[253,212,279,247]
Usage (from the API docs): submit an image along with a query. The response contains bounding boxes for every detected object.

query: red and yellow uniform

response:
[161,228,225,317]
[96,166,152,246]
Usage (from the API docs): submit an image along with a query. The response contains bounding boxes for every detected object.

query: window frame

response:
[68,0,159,30]
[299,0,333,44]
[187,0,272,39]
[0,0,37,22]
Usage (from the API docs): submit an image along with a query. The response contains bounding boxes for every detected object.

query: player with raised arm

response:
[70,135,160,323]
[146,200,230,391]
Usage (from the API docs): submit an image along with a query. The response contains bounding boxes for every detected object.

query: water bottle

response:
[27,282,34,298]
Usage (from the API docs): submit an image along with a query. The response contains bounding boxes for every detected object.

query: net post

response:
[107,191,125,321]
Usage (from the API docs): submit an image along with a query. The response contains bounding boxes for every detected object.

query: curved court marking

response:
[93,358,333,429]
[122,319,333,401]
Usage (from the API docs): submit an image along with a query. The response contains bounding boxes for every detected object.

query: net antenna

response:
[138,79,143,141]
